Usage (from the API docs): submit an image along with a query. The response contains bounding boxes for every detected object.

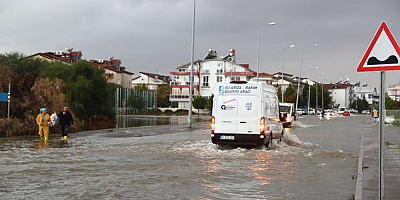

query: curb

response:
[355,131,364,200]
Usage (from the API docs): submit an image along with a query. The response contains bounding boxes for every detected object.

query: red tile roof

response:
[323,83,352,89]
[89,59,134,75]
[30,51,82,64]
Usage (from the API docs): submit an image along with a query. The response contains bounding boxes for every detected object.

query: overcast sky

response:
[1,0,399,89]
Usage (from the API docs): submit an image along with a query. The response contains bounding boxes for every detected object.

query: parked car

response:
[362,110,371,114]
[297,109,305,116]
[308,109,315,115]
[342,111,350,116]
[385,115,396,124]
[338,107,347,115]
[348,109,357,113]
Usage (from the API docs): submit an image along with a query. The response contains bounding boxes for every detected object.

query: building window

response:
[217,63,224,73]
[203,63,209,73]
[179,68,186,72]
[217,76,223,82]
[230,76,240,81]
[203,76,209,86]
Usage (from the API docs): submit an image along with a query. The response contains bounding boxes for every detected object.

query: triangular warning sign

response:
[357,21,400,72]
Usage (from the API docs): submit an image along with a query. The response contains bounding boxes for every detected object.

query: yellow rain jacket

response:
[36,113,51,137]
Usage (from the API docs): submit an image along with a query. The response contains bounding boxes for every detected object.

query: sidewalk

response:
[358,121,400,200]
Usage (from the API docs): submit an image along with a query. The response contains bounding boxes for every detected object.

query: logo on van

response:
[221,105,226,110]
[219,86,225,94]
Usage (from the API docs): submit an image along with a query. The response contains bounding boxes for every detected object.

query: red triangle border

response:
[357,21,400,72]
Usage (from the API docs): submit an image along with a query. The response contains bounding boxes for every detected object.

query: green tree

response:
[134,83,149,91]
[350,97,369,113]
[41,60,115,120]
[127,95,145,113]
[385,96,399,110]
[193,95,207,115]
[156,84,170,107]
[283,84,296,103]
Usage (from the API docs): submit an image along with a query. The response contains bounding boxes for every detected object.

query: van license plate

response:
[220,136,235,140]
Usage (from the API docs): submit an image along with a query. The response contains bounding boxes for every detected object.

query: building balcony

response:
[169,94,198,102]
[170,71,199,75]
[170,81,199,88]
[224,71,256,76]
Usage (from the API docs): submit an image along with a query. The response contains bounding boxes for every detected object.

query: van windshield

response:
[279,105,291,113]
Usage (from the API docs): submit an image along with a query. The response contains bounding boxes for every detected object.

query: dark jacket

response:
[58,110,74,126]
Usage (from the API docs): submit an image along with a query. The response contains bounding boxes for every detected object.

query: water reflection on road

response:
[0,115,364,199]
[116,115,209,128]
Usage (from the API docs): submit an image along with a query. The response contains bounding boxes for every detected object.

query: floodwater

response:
[0,114,366,199]
[116,115,209,128]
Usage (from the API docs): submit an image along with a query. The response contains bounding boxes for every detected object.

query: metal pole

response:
[281,49,284,102]
[257,26,261,82]
[308,80,311,115]
[7,83,10,118]
[188,0,196,128]
[296,47,305,110]
[316,83,318,110]
[379,71,385,200]
[321,83,324,110]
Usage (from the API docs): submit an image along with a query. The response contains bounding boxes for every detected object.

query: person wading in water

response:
[36,108,51,141]
[58,107,74,140]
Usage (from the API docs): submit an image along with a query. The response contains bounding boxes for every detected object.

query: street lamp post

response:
[257,22,275,82]
[316,72,324,110]
[321,78,328,110]
[281,44,295,102]
[308,67,319,115]
[296,44,318,111]
[188,0,196,128]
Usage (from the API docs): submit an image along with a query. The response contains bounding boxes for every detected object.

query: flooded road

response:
[0,115,366,199]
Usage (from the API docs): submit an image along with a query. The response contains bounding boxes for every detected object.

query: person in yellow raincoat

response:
[36,108,51,141]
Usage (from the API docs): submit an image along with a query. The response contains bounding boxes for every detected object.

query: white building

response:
[132,72,171,90]
[387,82,400,101]
[352,85,379,104]
[170,49,256,109]
[323,83,352,108]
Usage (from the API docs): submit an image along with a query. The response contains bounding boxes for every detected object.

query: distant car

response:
[342,111,350,116]
[297,109,305,116]
[308,109,315,115]
[385,115,396,124]
[338,107,347,115]
[362,110,371,114]
[348,109,357,113]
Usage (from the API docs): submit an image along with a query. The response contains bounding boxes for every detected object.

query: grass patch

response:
[385,142,394,146]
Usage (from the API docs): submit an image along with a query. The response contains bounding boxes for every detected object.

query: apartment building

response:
[387,82,400,101]
[90,58,134,88]
[170,49,256,109]
[132,72,171,90]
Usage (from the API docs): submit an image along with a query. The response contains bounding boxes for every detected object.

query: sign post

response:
[357,21,400,200]
[0,84,11,118]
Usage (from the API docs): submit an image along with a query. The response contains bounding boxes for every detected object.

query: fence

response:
[113,88,157,114]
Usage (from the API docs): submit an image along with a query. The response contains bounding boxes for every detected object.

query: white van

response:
[211,81,283,147]
[279,103,295,128]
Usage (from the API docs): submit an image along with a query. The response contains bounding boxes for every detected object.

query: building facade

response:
[352,85,379,105]
[170,49,256,109]
[132,72,171,90]
[30,50,133,88]
[90,58,134,88]
[323,83,352,108]
[387,82,400,101]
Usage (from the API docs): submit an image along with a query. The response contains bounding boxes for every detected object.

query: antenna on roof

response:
[65,48,73,52]
[108,56,114,60]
